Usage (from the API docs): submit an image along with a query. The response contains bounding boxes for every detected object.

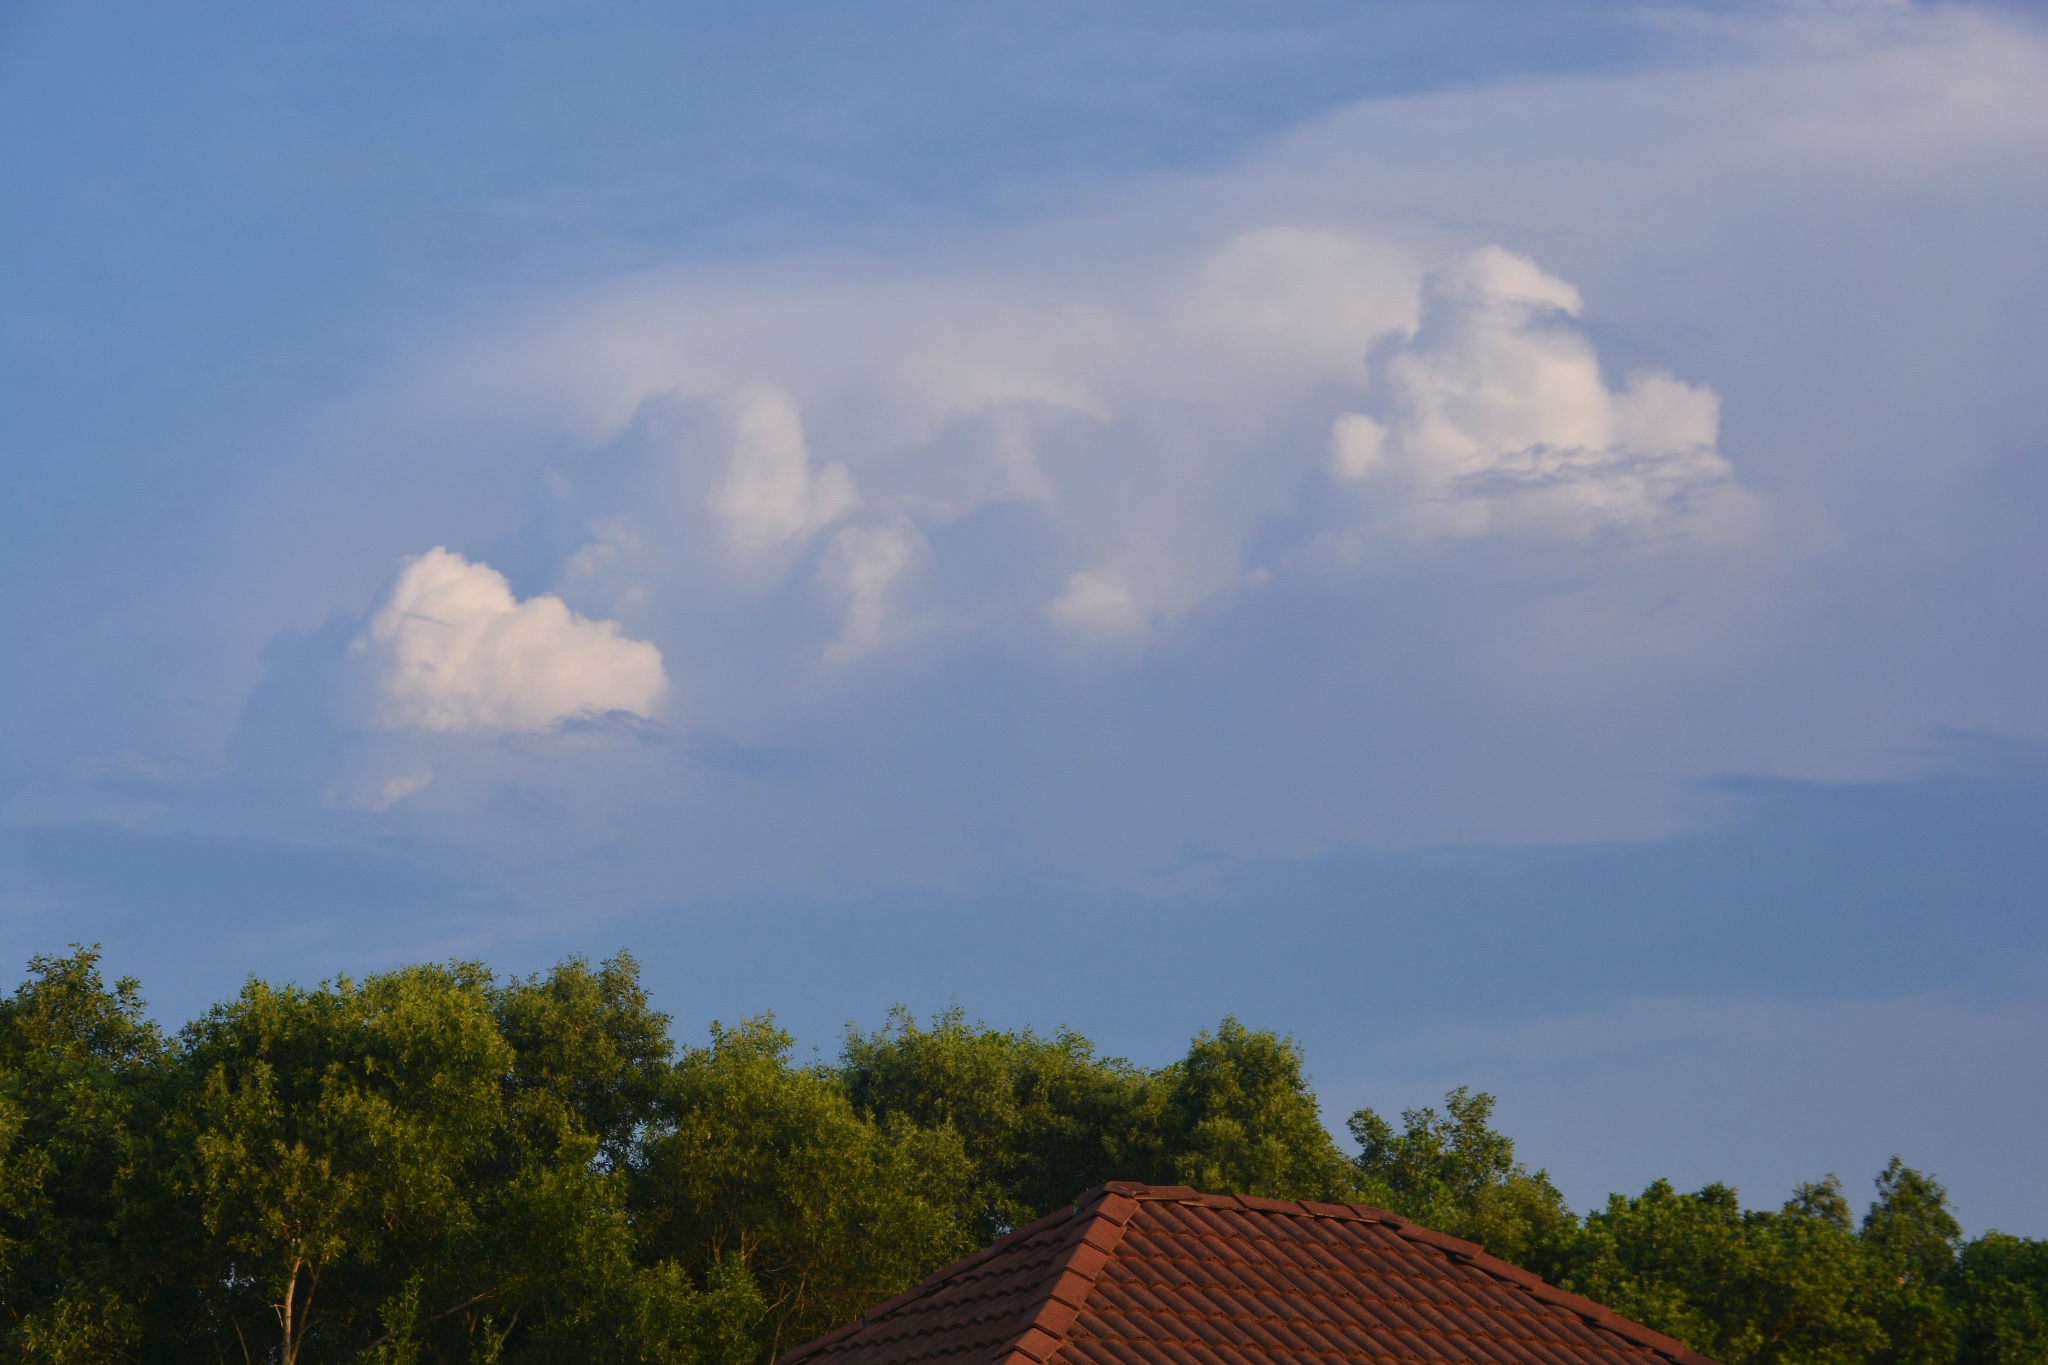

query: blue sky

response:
[3,1,2045,1233]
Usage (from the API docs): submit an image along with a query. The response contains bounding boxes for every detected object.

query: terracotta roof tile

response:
[781,1186,1721,1365]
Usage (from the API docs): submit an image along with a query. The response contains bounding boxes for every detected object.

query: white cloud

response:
[709,383,857,557]
[820,523,918,656]
[463,232,1736,649]
[1329,412,1390,480]
[1175,227,1419,393]
[293,2,2047,857]
[1331,246,1733,536]
[561,519,640,582]
[883,227,1416,432]
[170,0,2048,884]
[354,548,668,733]
[867,228,1421,629]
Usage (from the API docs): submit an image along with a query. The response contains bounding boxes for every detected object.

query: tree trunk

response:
[278,1257,299,1365]
[276,1256,317,1365]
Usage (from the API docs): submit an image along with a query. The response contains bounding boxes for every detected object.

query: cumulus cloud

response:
[709,384,857,557]
[1330,246,1732,536]
[461,230,1741,660]
[1175,227,1419,393]
[886,227,1416,429]
[353,548,668,732]
[162,0,2047,895]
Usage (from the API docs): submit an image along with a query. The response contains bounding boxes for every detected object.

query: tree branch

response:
[360,1290,502,1352]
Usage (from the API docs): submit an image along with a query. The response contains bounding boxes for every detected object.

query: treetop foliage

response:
[0,947,2041,1365]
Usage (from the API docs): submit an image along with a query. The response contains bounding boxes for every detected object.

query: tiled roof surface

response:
[781,1183,1717,1365]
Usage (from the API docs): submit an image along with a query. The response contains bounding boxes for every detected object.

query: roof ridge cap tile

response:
[1509,1275,1714,1363]
[1088,1183,1415,1223]
[1099,1181,1205,1202]
[989,1193,1139,1365]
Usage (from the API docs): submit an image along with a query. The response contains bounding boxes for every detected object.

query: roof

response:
[781,1183,1718,1365]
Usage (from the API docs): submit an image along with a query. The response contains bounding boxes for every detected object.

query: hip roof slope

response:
[779,1184,1720,1365]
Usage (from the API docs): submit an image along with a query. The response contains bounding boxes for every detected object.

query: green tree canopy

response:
[1862,1160,1965,1365]
[1951,1232,2048,1365]
[1547,1178,1889,1365]
[1148,1017,1358,1202]
[638,1016,978,1361]
[1347,1085,1575,1266]
[2,947,2044,1365]
[0,947,163,1360]
[842,1009,1359,1218]
[838,1005,1150,1239]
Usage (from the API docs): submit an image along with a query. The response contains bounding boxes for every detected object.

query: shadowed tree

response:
[1949,1232,2048,1365]
[1863,1159,1963,1365]
[0,947,163,1361]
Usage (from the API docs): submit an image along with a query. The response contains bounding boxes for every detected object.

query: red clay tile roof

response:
[780,1183,1718,1365]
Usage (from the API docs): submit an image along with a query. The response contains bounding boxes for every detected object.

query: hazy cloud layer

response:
[2,0,2044,1238]
[103,1,2026,867]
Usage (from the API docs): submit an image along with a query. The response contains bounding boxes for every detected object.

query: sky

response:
[2,0,2045,1234]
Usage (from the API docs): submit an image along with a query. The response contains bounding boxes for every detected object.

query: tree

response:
[1862,1159,1963,1365]
[1146,1017,1358,1203]
[638,1017,978,1362]
[1348,1087,1575,1267]
[0,946,162,1361]
[163,965,516,1362]
[1950,1233,2048,1365]
[840,1006,1152,1237]
[1865,1161,1963,1281]
[14,945,2048,1365]
[151,957,764,1365]
[841,1010,1362,1228]
[1548,1178,1889,1365]
[491,954,676,1173]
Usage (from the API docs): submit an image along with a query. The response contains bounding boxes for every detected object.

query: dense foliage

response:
[1,949,2041,1365]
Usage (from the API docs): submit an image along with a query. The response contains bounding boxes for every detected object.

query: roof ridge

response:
[989,1188,1142,1365]
[1446,1251,1716,1365]
[776,1204,1084,1365]
[1366,1210,1714,1365]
